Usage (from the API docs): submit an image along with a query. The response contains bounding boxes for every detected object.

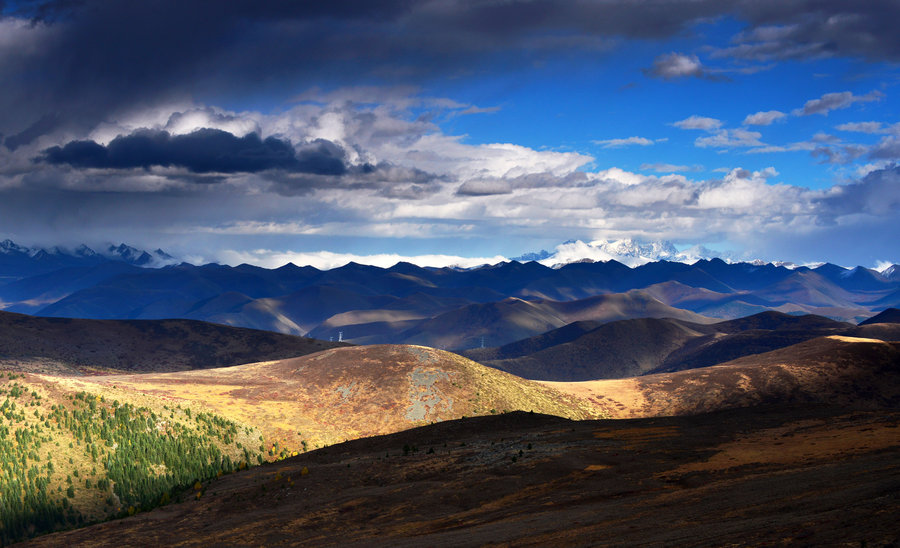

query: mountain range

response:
[1,239,899,349]
[0,240,174,281]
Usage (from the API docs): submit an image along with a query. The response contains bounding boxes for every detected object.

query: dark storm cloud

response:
[729,0,900,62]
[40,129,347,175]
[269,161,441,197]
[3,1,899,139]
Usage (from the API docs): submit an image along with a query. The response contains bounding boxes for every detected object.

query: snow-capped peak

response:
[0,239,176,267]
[0,239,31,255]
[533,238,731,268]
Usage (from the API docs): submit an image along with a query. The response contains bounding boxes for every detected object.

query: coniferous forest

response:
[0,372,263,544]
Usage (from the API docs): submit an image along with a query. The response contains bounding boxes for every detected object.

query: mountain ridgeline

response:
[2,246,898,350]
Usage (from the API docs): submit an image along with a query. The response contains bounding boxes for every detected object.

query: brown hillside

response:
[467,311,856,382]
[22,406,900,547]
[58,345,604,452]
[546,336,900,418]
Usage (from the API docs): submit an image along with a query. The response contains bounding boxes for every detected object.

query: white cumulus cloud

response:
[672,116,722,130]
[592,136,656,148]
[743,110,787,126]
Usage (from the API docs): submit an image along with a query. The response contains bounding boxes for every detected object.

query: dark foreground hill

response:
[20,405,900,547]
[0,310,347,374]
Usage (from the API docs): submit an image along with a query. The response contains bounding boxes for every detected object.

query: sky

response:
[0,0,898,269]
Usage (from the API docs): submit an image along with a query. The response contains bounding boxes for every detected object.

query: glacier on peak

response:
[523,238,738,268]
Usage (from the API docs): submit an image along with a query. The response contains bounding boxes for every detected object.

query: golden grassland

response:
[4,336,899,544]
[53,345,608,455]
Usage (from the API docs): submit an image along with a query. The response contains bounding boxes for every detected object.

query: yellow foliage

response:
[300,466,309,476]
[127,506,136,516]
[193,481,202,490]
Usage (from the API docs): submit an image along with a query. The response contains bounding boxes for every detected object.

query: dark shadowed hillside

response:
[21,405,900,548]
[0,311,347,374]
[379,291,713,350]
[859,307,900,325]
[466,311,864,381]
[466,318,708,381]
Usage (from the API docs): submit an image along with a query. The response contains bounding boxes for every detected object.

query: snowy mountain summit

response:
[518,239,733,268]
[0,239,177,280]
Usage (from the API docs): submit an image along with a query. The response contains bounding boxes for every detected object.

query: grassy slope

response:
[7,333,900,544]
[60,345,606,454]
[0,371,263,544]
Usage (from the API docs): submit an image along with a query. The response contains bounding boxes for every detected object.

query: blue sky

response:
[0,1,898,269]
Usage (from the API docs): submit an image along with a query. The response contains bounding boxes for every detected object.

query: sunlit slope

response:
[545,336,900,418]
[0,371,263,544]
[66,345,606,452]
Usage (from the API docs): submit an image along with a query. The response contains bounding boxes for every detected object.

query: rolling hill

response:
[20,405,900,547]
[545,335,900,417]
[465,317,709,381]
[0,311,347,375]
[463,311,879,381]
[4,329,900,545]
[313,291,714,350]
[1,343,604,544]
[56,345,605,452]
